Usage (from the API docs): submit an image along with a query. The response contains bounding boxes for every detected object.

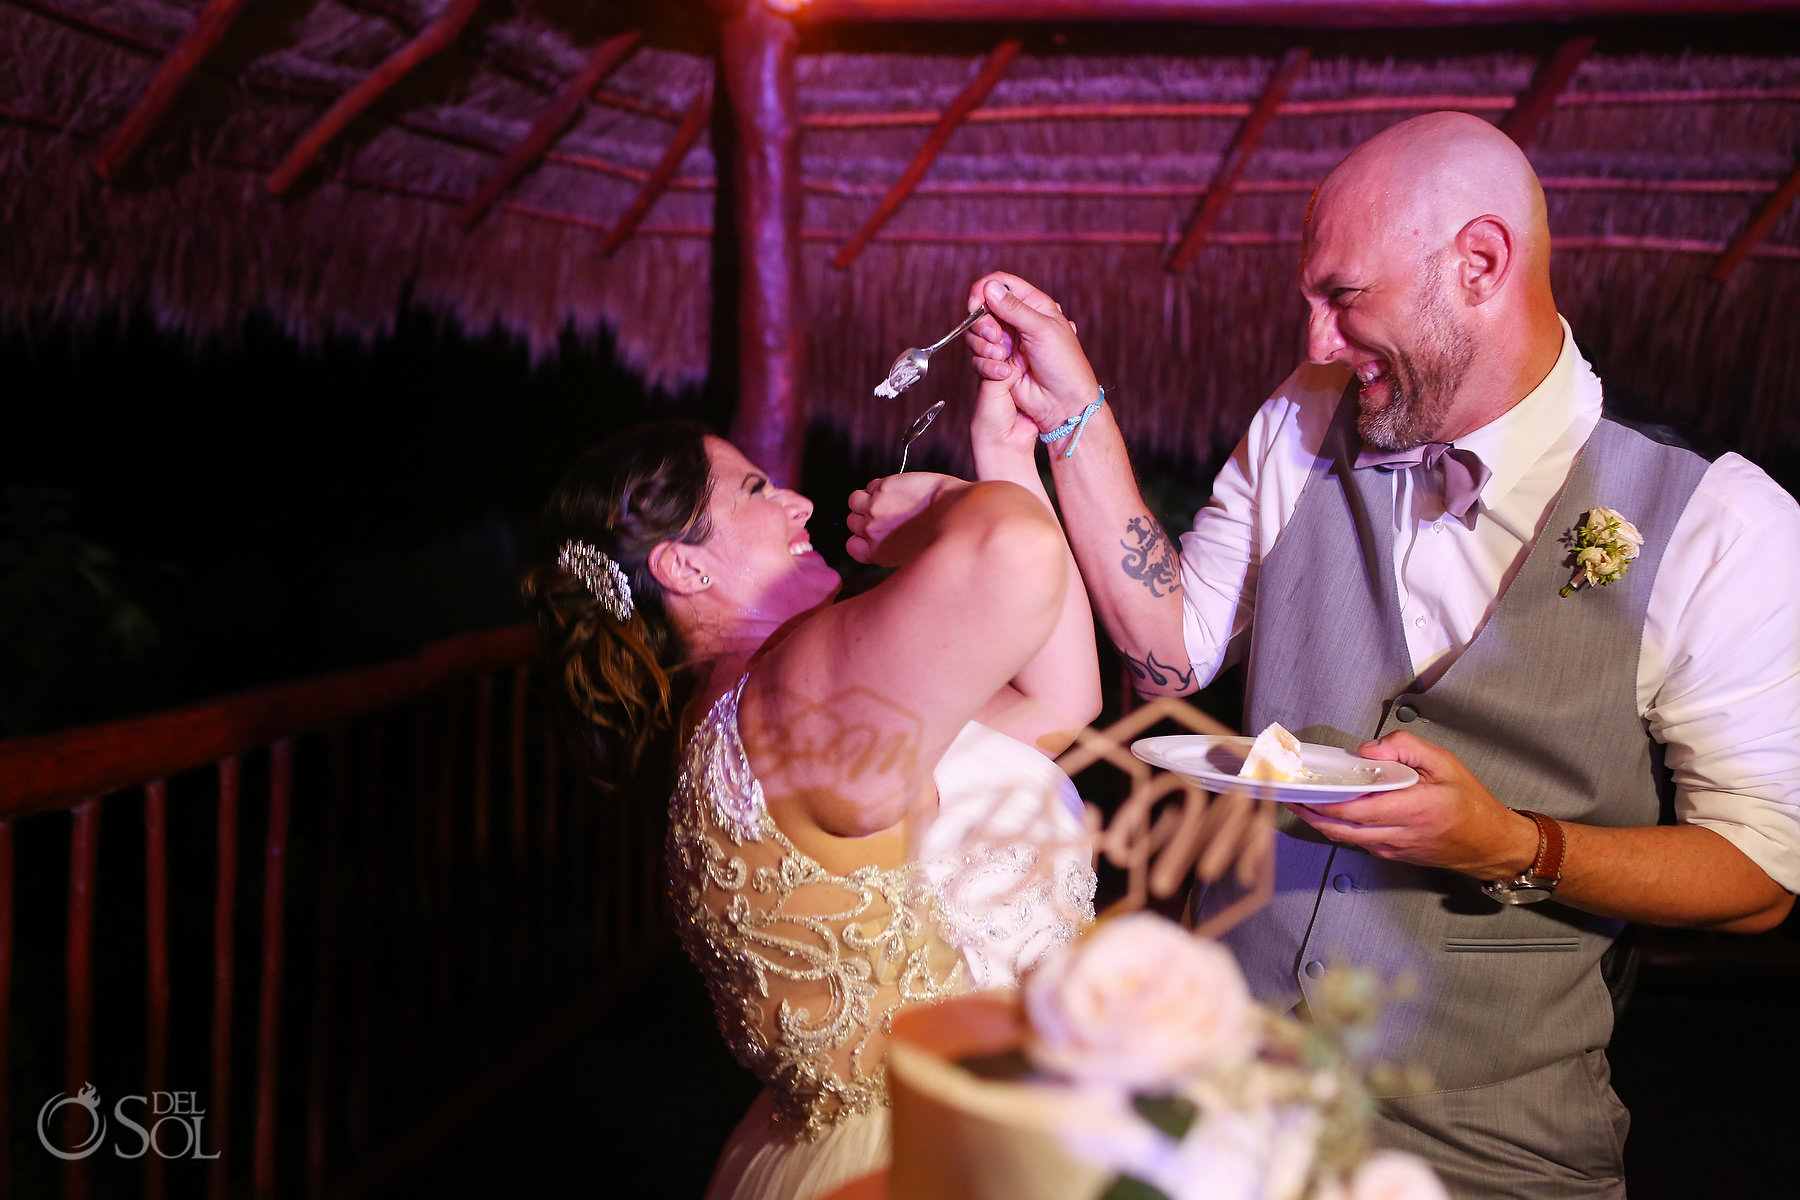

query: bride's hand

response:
[846,472,967,566]
[970,374,1040,463]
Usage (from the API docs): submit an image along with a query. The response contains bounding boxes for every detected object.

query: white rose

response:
[1155,1107,1270,1200]
[1025,912,1258,1089]
[1587,507,1645,553]
[1576,545,1621,580]
[1347,1150,1451,1200]
[1055,1094,1275,1200]
[1259,1102,1324,1200]
[1053,1089,1176,1188]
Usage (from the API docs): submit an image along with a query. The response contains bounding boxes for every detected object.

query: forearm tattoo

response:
[1120,515,1181,598]
[1121,648,1196,695]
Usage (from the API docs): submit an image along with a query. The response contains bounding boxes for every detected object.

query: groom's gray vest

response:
[1198,386,1713,1188]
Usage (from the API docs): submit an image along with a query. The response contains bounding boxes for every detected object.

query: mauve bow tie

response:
[1355,441,1492,526]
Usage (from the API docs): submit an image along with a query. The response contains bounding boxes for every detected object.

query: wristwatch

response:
[1481,810,1565,905]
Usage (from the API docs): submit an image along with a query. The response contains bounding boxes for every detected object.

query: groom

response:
[964,111,1799,1197]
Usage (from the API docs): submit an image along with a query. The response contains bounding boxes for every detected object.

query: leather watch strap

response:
[1514,809,1565,884]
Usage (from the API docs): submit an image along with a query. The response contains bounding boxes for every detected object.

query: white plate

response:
[1129,735,1419,804]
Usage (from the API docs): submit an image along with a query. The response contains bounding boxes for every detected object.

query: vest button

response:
[1395,703,1419,723]
[1303,960,1326,979]
[1332,874,1354,893]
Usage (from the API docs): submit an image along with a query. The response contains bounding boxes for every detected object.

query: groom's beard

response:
[1357,273,1476,453]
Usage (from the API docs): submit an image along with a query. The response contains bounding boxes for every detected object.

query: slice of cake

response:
[1239,721,1313,782]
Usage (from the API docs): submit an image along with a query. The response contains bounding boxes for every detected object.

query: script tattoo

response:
[1120,516,1181,598]
[1121,648,1196,696]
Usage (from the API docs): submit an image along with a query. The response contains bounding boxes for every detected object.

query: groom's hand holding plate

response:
[1285,730,1542,879]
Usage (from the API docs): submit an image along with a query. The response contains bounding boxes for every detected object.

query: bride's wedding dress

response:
[668,679,1096,1200]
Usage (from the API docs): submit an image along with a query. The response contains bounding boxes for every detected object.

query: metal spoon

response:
[897,400,946,473]
[874,304,989,400]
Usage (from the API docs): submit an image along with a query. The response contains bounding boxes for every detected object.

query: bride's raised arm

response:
[742,471,1070,841]
[963,372,1102,756]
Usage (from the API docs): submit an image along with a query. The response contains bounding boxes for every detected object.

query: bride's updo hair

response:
[522,421,715,790]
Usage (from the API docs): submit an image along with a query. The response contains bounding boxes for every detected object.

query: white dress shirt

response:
[1179,318,1800,891]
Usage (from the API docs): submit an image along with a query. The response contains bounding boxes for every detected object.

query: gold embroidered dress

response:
[668,679,1094,1200]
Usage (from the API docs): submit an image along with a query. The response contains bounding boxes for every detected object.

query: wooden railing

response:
[0,624,669,1199]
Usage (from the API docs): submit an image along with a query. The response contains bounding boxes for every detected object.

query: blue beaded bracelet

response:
[1037,388,1106,459]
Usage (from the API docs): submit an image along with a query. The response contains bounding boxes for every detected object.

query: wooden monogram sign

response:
[1057,699,1274,939]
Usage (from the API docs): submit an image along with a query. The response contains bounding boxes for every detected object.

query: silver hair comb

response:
[558,540,634,621]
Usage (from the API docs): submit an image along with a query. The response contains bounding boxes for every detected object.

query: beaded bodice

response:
[666,679,1094,1141]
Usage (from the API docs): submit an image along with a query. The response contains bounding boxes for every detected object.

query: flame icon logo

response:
[38,1082,107,1160]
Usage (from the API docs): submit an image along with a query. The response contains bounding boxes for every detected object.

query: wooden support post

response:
[266,0,486,196]
[831,39,1022,268]
[720,3,806,487]
[602,80,714,255]
[456,31,642,229]
[1501,35,1596,147]
[1710,163,1800,282]
[1168,45,1309,272]
[93,0,254,181]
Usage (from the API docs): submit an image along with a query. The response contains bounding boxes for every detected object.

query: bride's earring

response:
[700,575,710,586]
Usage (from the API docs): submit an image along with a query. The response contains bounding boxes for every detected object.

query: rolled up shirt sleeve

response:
[1644,451,1800,892]
[1179,363,1351,689]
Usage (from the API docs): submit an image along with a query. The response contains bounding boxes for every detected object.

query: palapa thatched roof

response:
[4,0,1799,481]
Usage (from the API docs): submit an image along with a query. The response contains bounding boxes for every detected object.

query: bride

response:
[522,372,1101,1199]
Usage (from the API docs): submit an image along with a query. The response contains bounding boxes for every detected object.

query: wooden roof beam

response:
[831,39,1022,269]
[456,31,642,229]
[1168,45,1309,273]
[337,0,559,96]
[266,0,486,196]
[1711,163,1800,282]
[94,0,255,181]
[602,80,713,256]
[1501,34,1596,147]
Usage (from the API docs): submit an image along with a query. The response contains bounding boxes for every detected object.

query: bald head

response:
[1312,111,1550,285]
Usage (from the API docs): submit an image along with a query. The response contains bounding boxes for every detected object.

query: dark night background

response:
[0,307,1220,739]
[1,309,726,738]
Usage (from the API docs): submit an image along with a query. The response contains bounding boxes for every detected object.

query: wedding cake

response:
[885,914,1446,1200]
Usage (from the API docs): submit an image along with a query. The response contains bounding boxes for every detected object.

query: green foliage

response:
[1098,1175,1176,1200]
[0,488,159,735]
[1130,1091,1199,1139]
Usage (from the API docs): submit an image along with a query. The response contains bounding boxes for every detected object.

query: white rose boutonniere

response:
[1560,506,1644,597]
